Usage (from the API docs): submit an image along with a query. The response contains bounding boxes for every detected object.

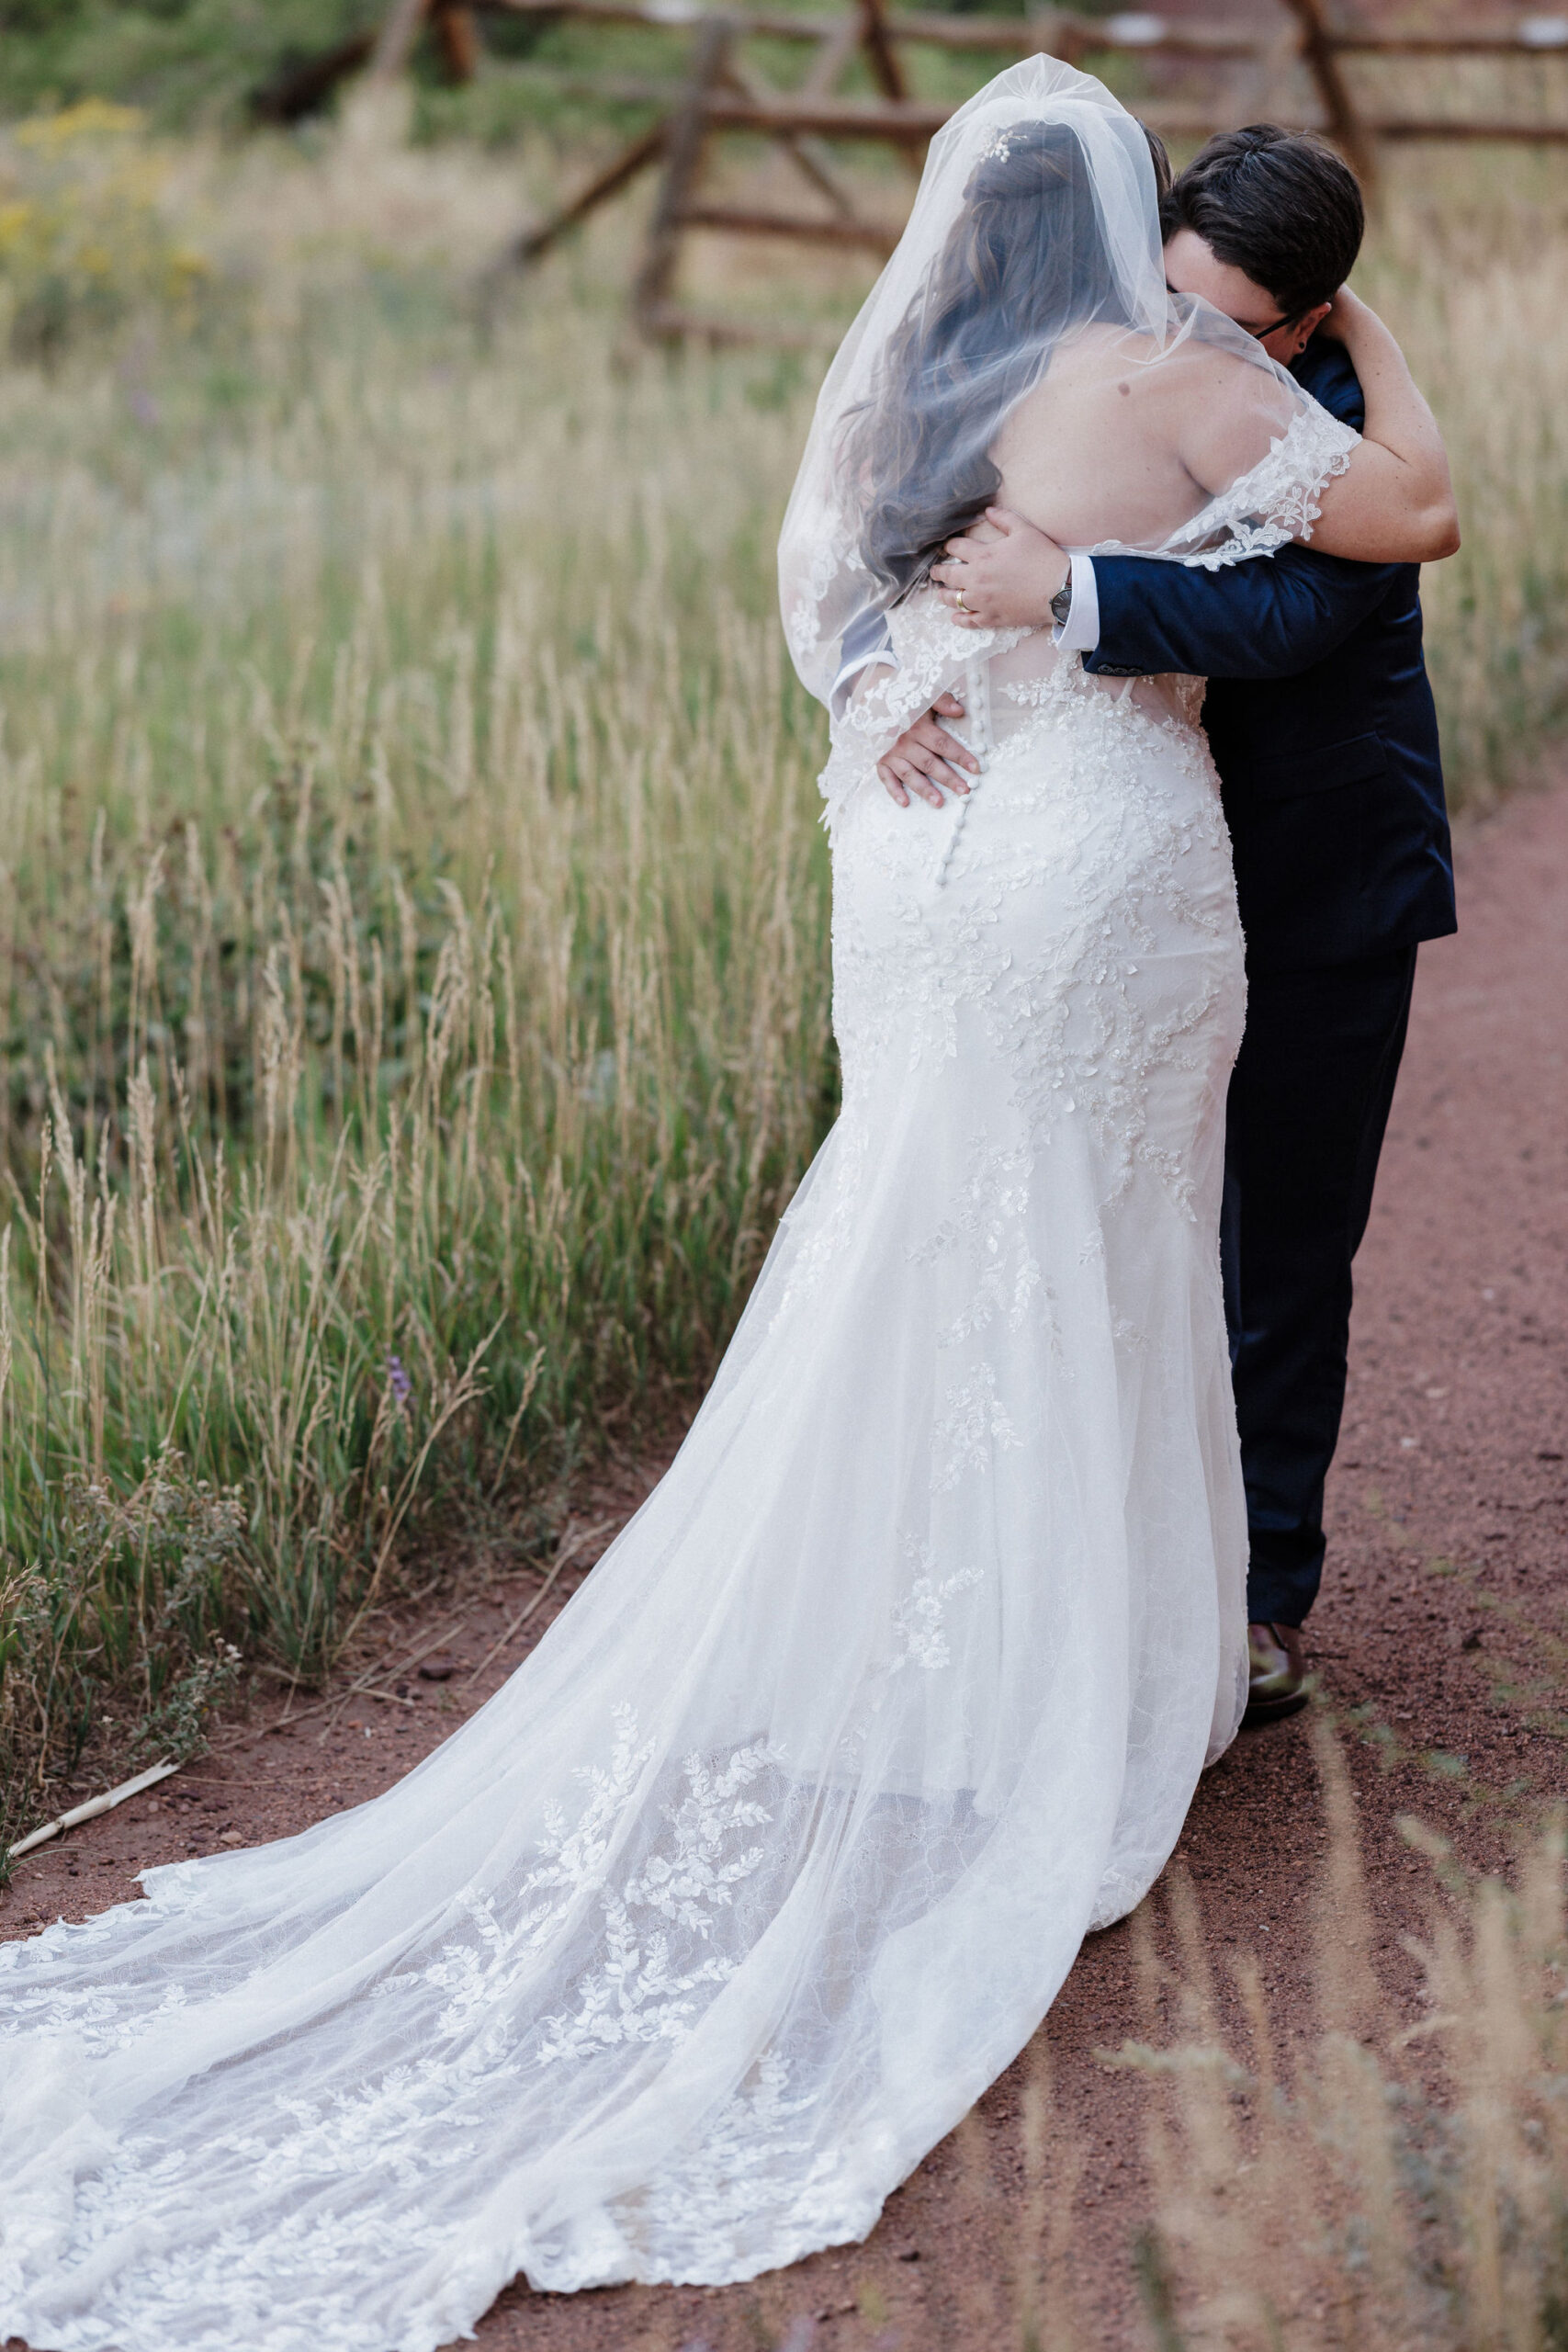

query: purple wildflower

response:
[387,1354,412,1407]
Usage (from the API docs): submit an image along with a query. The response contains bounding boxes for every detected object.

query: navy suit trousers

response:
[1220,947,1417,1627]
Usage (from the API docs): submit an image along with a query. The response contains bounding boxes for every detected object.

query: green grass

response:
[0,0,380,130]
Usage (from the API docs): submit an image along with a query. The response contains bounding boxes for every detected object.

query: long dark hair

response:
[845,119,1156,601]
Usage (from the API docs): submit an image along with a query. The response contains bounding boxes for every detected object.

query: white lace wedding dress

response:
[0,629,1250,2352]
[0,54,1363,2352]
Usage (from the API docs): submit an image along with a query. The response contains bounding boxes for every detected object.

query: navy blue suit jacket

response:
[1085,339,1457,975]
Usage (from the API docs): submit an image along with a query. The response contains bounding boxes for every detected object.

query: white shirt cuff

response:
[1053,553,1100,655]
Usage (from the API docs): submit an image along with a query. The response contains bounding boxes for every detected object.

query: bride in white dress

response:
[1,61,1450,2352]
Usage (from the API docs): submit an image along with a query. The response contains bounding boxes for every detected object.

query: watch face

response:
[1050,584,1072,627]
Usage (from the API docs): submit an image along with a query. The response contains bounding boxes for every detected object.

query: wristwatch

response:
[1049,571,1073,630]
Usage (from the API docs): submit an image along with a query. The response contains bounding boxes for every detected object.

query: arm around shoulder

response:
[1306,291,1461,566]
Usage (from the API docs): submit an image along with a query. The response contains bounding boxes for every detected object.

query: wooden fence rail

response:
[478,0,1568,64]
[258,0,1568,341]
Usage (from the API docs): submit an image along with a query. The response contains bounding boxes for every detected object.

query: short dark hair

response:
[1161,125,1364,320]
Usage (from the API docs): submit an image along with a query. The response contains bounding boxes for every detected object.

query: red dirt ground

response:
[4,775,1566,2352]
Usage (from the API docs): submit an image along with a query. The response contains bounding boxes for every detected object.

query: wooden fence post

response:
[801,12,862,98]
[434,1,482,81]
[633,16,735,338]
[857,0,908,102]
[858,0,927,167]
[716,51,863,220]
[1279,0,1378,187]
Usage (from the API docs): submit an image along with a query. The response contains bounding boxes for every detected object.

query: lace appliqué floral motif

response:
[889,1538,985,1673]
[931,1362,1021,1495]
[0,1862,209,2053]
[908,1134,1041,1349]
[784,503,863,675]
[829,656,1234,1246]
[375,1707,783,2070]
[619,2042,894,2290]
[766,1105,872,1333]
[0,1980,187,2056]
[970,682,1233,1218]
[533,1739,780,2064]
[214,2069,489,2195]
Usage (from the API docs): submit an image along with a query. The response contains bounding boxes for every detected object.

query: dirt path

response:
[5,779,1566,2352]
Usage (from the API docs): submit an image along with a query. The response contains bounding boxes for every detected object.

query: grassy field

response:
[0,102,1565,1846]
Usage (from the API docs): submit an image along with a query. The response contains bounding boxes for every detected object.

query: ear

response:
[1294,300,1333,353]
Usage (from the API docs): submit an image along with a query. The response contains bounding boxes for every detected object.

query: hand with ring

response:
[931,507,1070,629]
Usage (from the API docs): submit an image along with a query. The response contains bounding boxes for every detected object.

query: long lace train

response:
[1,661,1248,2352]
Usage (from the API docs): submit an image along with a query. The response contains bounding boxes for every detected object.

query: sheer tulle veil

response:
[778,56,1356,809]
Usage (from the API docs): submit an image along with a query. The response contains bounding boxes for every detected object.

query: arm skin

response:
[929,505,1399,673]
[1309,290,1460,565]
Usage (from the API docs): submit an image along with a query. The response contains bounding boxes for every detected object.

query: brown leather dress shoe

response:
[1243,1621,1310,1724]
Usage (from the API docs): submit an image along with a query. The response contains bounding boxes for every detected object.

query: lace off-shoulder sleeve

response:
[1095,396,1360,574]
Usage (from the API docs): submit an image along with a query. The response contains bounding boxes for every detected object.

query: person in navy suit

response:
[875,125,1460,1724]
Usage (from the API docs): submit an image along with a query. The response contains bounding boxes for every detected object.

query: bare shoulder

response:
[1140,336,1280,407]
[997,325,1168,451]
[1171,350,1299,492]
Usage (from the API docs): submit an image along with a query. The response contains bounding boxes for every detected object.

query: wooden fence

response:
[256,0,1568,342]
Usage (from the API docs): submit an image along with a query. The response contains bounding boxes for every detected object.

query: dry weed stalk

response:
[1117,1733,1568,2352]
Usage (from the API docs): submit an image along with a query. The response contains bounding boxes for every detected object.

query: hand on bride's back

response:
[931,507,1068,629]
[879,512,1069,808]
[876,694,977,808]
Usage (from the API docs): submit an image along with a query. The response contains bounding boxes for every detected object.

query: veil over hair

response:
[778,57,1358,772]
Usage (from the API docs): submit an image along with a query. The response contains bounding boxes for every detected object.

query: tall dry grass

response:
[696,1735,1568,2352]
[1363,149,1568,793]
[0,113,1564,1847]
[0,109,839,1842]
[1117,1732,1568,2352]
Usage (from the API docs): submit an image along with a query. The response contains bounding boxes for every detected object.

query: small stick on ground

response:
[461,1515,620,1688]
[8,1760,178,1861]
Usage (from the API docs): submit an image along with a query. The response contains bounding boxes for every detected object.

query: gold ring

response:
[955,588,967,612]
